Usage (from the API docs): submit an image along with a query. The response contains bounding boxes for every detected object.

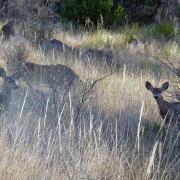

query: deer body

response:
[0,68,20,114]
[145,81,180,129]
[155,95,180,125]
[7,61,83,90]
[5,59,85,122]
[0,82,13,110]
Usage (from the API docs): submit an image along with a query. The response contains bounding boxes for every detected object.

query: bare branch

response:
[152,55,180,77]
[74,69,115,124]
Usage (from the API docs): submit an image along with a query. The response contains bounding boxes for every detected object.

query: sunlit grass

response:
[0,23,179,179]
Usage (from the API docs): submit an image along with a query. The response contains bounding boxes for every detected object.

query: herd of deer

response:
[0,21,83,116]
[0,21,179,141]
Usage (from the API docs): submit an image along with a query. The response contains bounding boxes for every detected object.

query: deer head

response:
[145,81,169,100]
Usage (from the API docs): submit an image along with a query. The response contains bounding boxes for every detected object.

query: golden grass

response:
[0,25,179,179]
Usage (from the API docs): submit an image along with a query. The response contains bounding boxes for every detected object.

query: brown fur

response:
[145,81,180,129]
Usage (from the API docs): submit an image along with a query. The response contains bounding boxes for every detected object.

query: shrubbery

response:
[60,0,125,28]
[151,21,176,39]
[60,0,165,28]
[125,0,163,23]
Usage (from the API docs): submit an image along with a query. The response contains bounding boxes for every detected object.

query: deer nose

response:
[154,95,159,99]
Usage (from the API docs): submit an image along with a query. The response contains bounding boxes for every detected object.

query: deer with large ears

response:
[0,67,21,114]
[145,81,180,130]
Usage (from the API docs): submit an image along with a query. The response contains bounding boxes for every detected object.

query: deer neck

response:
[155,96,169,118]
[2,84,11,108]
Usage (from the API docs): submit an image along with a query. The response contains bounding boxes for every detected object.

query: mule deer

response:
[145,81,180,129]
[0,68,20,114]
[7,61,83,91]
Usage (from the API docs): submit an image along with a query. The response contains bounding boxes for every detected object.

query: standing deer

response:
[145,81,180,130]
[0,67,20,114]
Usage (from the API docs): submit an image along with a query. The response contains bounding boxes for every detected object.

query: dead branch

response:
[74,70,115,125]
[152,55,180,101]
[152,55,180,77]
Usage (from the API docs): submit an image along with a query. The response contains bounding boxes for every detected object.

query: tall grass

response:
[0,87,179,179]
[0,25,179,179]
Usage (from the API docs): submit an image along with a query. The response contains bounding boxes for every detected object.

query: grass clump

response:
[151,21,176,39]
[84,30,114,48]
[160,42,180,59]
[83,24,142,49]
[121,24,142,44]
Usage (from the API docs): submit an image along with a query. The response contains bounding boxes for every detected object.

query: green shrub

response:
[151,21,176,39]
[130,0,162,23]
[111,0,163,24]
[60,0,125,28]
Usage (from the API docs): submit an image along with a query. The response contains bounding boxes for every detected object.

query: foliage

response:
[125,0,163,23]
[82,24,142,49]
[151,21,176,39]
[60,0,125,28]
[122,24,142,43]
[84,30,114,48]
[60,0,166,27]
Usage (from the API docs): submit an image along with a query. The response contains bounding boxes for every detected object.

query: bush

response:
[60,0,165,27]
[111,0,163,24]
[151,21,176,39]
[128,0,162,23]
[60,0,125,28]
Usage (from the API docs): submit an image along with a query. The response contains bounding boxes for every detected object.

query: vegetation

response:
[60,0,125,28]
[0,25,179,179]
[0,0,179,180]
[59,0,164,27]
[151,21,177,39]
[125,0,163,23]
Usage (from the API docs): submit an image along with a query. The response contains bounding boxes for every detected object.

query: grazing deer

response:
[145,81,180,130]
[19,63,81,88]
[6,61,83,90]
[0,68,20,114]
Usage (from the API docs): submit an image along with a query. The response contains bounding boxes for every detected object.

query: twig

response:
[152,55,180,77]
[74,70,115,125]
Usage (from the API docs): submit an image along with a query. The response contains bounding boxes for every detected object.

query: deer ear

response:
[161,82,169,91]
[145,81,153,90]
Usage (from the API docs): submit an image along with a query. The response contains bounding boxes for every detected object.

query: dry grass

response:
[0,24,179,180]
